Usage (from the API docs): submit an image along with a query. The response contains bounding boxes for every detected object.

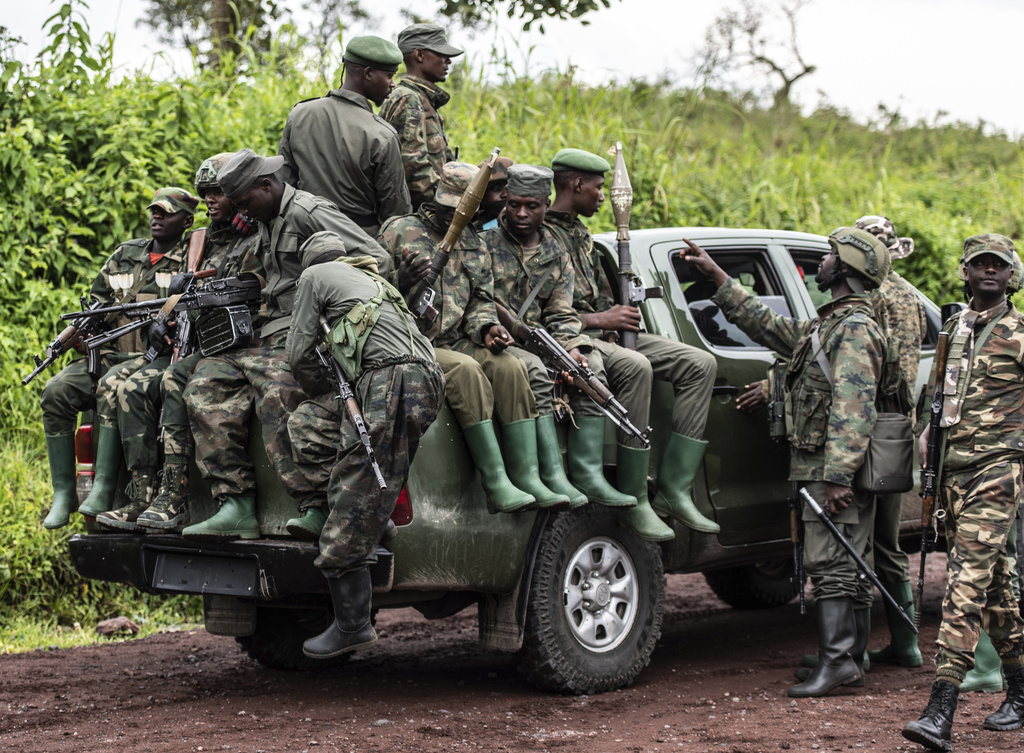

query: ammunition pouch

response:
[196,305,255,356]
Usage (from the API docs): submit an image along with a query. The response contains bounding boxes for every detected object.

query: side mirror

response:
[940,301,967,322]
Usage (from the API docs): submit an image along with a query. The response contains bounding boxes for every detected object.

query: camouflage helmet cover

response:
[1010,250,1024,294]
[854,214,915,260]
[828,226,891,288]
[194,152,236,194]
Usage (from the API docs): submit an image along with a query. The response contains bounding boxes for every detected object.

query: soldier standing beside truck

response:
[285,231,444,660]
[903,234,1024,752]
[684,229,890,699]
[548,148,718,541]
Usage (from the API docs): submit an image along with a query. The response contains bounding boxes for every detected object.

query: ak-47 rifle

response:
[317,316,387,490]
[916,330,951,626]
[495,302,650,447]
[22,298,109,385]
[608,142,662,350]
[411,147,501,322]
[799,487,918,634]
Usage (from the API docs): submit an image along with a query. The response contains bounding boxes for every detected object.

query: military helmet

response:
[827,227,890,289]
[1009,250,1023,293]
[194,152,236,195]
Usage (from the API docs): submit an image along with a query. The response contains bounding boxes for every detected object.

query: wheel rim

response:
[562,535,638,653]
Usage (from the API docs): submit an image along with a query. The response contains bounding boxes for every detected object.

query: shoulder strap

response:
[810,325,832,386]
[516,265,555,320]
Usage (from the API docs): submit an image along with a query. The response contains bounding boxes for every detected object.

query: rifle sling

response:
[515,266,554,321]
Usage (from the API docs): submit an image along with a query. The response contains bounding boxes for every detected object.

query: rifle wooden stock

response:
[22,299,107,385]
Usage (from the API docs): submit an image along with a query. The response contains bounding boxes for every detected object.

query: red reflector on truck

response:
[391,486,413,526]
[75,424,94,464]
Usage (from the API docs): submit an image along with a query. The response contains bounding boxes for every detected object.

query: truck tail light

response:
[75,424,95,504]
[391,485,413,526]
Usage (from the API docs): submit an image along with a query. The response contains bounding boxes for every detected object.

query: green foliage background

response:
[3,4,1024,644]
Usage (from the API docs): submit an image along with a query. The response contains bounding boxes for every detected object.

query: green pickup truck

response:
[68,227,941,695]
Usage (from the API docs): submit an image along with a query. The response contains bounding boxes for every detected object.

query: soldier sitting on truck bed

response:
[547,148,719,542]
[180,148,392,542]
[285,231,445,660]
[381,161,568,513]
[43,188,195,529]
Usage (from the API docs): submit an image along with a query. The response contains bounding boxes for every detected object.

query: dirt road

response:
[2,554,1021,752]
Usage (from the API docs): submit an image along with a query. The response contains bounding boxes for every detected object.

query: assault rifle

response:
[495,302,650,447]
[411,147,501,322]
[22,298,109,385]
[799,487,918,634]
[607,142,662,350]
[317,316,386,490]
[917,330,951,626]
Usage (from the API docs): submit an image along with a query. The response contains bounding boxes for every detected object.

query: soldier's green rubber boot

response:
[97,468,157,532]
[868,580,922,668]
[182,496,259,541]
[137,459,190,532]
[303,567,378,660]
[535,415,587,508]
[462,420,535,514]
[617,445,674,541]
[43,433,78,529]
[286,507,329,541]
[502,419,570,509]
[961,630,1005,693]
[567,417,636,508]
[78,424,122,518]
[650,433,720,534]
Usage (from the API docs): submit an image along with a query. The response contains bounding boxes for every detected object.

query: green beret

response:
[435,162,479,208]
[506,164,553,198]
[147,187,199,215]
[217,148,285,202]
[962,233,1016,265]
[396,23,463,57]
[551,148,610,174]
[344,35,403,73]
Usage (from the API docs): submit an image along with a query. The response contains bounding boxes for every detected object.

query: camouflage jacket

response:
[377,205,496,349]
[257,183,392,338]
[931,302,1024,473]
[871,271,927,405]
[201,219,263,279]
[91,235,189,352]
[715,278,885,485]
[545,210,616,321]
[378,75,454,210]
[482,215,590,353]
[279,88,412,236]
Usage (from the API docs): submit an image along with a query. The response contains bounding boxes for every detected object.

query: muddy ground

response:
[2,553,1022,753]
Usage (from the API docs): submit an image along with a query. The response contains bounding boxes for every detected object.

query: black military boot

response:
[303,567,378,660]
[983,663,1024,731]
[794,605,870,686]
[902,680,959,751]
[788,598,860,697]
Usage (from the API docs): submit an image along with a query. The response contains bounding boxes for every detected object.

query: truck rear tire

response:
[517,506,665,694]
[236,606,352,670]
[703,559,801,610]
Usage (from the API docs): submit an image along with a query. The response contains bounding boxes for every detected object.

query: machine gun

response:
[916,330,951,626]
[608,142,662,350]
[317,316,387,490]
[411,147,501,322]
[22,298,109,385]
[495,302,650,447]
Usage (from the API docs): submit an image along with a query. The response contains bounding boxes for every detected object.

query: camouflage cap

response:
[344,35,403,73]
[506,164,553,198]
[147,187,200,216]
[481,155,515,183]
[435,161,480,208]
[217,148,285,202]
[194,152,236,192]
[962,233,1016,265]
[855,214,915,260]
[551,148,611,174]
[396,23,463,57]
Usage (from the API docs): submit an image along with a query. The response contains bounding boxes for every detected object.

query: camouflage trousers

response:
[97,354,171,471]
[288,358,444,576]
[184,332,312,502]
[40,351,138,436]
[446,342,535,425]
[801,480,876,607]
[160,354,203,458]
[935,460,1024,682]
[584,334,717,447]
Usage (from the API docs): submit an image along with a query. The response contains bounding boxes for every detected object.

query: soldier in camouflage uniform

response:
[181,149,391,542]
[548,148,718,541]
[903,234,1024,751]
[378,24,463,210]
[481,164,599,508]
[381,162,566,513]
[279,35,411,237]
[685,228,891,699]
[97,155,262,532]
[285,232,444,660]
[61,188,197,525]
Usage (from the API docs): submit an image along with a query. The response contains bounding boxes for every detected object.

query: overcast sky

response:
[6,0,1024,136]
